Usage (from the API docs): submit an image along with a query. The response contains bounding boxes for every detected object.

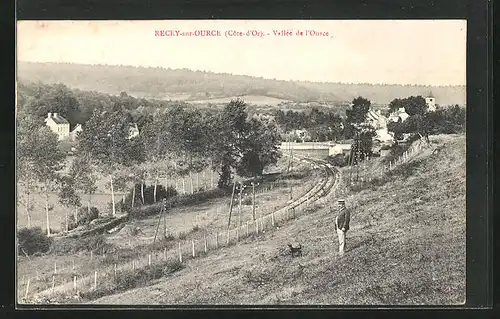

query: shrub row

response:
[17,227,53,256]
[79,259,185,302]
[128,187,232,219]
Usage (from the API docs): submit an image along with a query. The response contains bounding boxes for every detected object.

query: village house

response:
[128,123,140,139]
[292,129,311,142]
[389,107,410,123]
[44,112,70,141]
[364,109,394,143]
[69,123,83,141]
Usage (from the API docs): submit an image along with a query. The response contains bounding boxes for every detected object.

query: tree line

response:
[17,98,281,235]
[272,108,344,142]
[387,96,466,141]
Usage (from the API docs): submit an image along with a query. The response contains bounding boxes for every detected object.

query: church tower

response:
[425,91,436,111]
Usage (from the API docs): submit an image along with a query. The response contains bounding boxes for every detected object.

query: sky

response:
[17,20,466,86]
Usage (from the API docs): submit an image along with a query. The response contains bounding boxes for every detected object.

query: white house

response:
[128,123,140,139]
[389,107,410,123]
[44,112,70,141]
[69,123,83,141]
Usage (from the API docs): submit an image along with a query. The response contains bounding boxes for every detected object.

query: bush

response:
[51,234,111,255]
[242,197,253,205]
[17,227,53,256]
[81,259,185,301]
[128,187,231,219]
[326,154,348,167]
[67,207,100,230]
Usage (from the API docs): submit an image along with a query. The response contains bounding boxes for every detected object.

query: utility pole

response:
[252,181,256,221]
[356,132,360,182]
[227,182,237,230]
[153,199,166,244]
[238,182,243,228]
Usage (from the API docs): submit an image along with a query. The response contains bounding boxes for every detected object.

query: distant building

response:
[328,143,351,156]
[69,123,83,141]
[292,129,311,142]
[128,123,140,139]
[365,109,388,130]
[425,92,437,111]
[389,107,410,123]
[44,112,70,141]
[364,109,393,143]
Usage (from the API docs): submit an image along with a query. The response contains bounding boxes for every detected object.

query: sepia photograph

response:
[15,20,466,306]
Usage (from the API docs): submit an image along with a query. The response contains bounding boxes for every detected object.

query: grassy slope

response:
[92,134,465,305]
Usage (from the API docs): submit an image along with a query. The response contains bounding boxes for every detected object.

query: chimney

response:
[47,112,52,118]
[53,113,58,117]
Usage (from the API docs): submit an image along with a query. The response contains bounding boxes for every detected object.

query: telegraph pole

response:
[252,181,256,221]
[238,182,243,228]
[227,182,237,230]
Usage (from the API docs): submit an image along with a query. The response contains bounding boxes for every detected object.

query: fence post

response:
[204,235,208,253]
[271,212,275,227]
[215,232,219,249]
[255,219,259,234]
[94,271,97,290]
[226,230,230,245]
[90,251,93,260]
[192,240,195,258]
[51,275,55,292]
[236,229,239,242]
[163,247,167,260]
[148,254,151,266]
[73,275,77,291]
[54,261,57,275]
[72,259,75,271]
[178,243,183,263]
[24,279,30,300]
[246,222,249,237]
[114,263,117,278]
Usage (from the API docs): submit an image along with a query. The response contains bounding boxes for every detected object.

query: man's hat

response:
[337,199,346,204]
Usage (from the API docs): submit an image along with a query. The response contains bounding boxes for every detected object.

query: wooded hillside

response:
[17,62,466,105]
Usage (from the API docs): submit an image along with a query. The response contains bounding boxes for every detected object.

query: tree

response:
[58,176,81,231]
[17,115,40,227]
[140,111,175,201]
[24,83,82,128]
[236,118,281,178]
[350,124,376,163]
[388,96,427,116]
[68,154,98,217]
[17,115,65,236]
[206,99,250,188]
[346,97,371,124]
[77,109,139,216]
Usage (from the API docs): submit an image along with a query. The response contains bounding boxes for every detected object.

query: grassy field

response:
[16,165,226,231]
[187,95,289,106]
[291,149,330,161]
[87,134,466,305]
[17,158,317,302]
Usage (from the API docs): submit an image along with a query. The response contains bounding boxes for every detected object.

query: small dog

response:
[288,243,302,257]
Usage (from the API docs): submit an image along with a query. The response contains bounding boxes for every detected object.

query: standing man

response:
[334,199,351,256]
